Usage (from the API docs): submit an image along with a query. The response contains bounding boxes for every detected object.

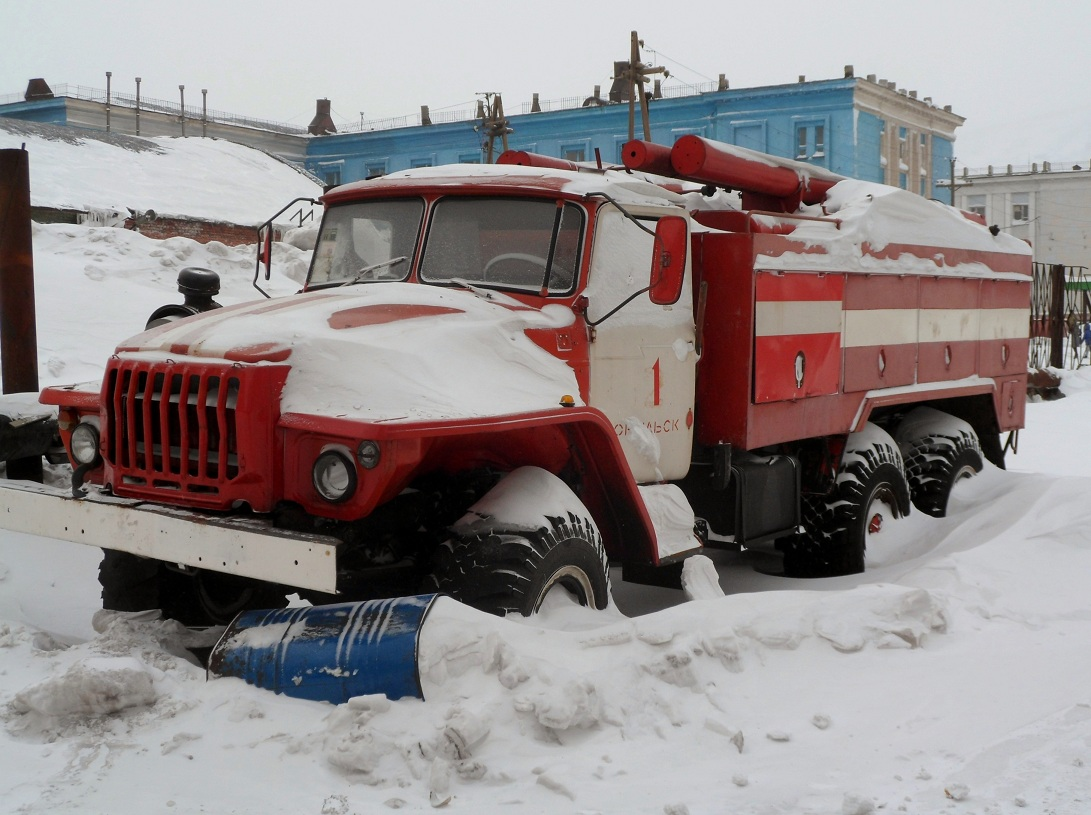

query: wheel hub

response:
[867,512,884,534]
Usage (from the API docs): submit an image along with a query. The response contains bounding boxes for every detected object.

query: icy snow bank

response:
[0,119,322,225]
[13,657,158,717]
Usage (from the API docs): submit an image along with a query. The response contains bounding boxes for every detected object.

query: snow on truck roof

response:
[758,178,1033,279]
[323,162,691,208]
[325,159,1031,280]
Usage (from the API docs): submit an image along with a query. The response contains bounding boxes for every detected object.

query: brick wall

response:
[33,207,277,247]
[129,216,260,246]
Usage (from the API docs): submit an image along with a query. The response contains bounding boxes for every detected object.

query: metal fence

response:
[4,77,726,136]
[1029,262,1091,369]
[2,83,308,135]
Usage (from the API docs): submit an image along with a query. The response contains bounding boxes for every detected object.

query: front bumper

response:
[0,479,341,593]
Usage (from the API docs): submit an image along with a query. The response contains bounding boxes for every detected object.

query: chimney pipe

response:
[0,147,43,481]
[307,99,337,135]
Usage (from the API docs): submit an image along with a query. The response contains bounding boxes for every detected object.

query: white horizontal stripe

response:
[845,307,1029,347]
[843,309,917,348]
[918,309,980,343]
[979,308,1031,339]
[755,300,842,337]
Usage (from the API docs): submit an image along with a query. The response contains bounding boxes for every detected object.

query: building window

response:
[966,194,986,217]
[365,162,386,178]
[794,121,828,163]
[458,153,481,164]
[410,158,433,168]
[1012,192,1030,223]
[899,173,908,189]
[323,169,341,187]
[562,144,587,162]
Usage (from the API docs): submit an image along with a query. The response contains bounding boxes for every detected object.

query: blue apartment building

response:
[1,71,964,203]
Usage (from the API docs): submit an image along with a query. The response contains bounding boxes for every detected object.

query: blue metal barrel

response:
[207,594,440,703]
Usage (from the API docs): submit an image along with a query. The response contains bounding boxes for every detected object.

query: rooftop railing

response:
[3,79,725,137]
[1,83,309,135]
[962,161,1091,178]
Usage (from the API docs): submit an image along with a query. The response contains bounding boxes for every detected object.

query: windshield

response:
[308,199,424,287]
[419,198,583,294]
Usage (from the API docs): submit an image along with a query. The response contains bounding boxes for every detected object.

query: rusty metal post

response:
[0,147,43,481]
[1049,263,1066,369]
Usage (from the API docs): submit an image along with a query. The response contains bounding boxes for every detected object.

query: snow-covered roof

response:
[0,119,322,225]
[327,163,689,209]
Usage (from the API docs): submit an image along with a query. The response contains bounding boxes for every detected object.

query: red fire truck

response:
[2,136,1031,625]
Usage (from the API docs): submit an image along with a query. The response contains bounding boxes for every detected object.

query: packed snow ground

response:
[2,198,1091,813]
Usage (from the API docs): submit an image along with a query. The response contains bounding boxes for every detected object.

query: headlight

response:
[356,440,381,470]
[70,422,100,466]
[313,450,357,503]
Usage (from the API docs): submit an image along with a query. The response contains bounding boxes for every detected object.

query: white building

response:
[952,162,1091,268]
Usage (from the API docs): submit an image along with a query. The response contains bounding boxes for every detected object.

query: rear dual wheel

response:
[895,407,985,518]
[784,424,911,578]
[784,412,984,578]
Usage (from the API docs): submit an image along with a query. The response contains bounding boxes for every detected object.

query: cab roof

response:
[321,163,689,209]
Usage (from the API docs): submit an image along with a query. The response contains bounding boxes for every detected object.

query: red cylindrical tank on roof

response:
[620,140,675,177]
[622,137,841,209]
[497,151,582,171]
[670,135,837,205]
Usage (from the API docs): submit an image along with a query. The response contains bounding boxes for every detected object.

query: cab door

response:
[584,208,696,483]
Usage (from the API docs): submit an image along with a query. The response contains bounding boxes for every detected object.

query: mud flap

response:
[207,594,440,703]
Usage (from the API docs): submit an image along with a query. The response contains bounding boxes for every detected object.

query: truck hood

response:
[117,283,583,423]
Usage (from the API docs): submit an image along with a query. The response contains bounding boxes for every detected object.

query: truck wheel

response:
[429,512,611,617]
[784,425,910,578]
[895,408,984,517]
[100,551,283,626]
[99,551,202,623]
[99,550,162,612]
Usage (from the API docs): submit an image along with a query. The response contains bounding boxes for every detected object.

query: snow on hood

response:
[118,282,582,423]
[755,178,1032,278]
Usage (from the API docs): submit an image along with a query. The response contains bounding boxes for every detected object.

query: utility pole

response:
[619,31,668,141]
[179,85,186,136]
[479,93,512,163]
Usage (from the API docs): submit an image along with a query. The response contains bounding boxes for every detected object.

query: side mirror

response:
[649,216,688,305]
[261,226,273,280]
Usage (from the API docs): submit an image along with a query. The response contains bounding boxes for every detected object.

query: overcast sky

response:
[2,0,1084,170]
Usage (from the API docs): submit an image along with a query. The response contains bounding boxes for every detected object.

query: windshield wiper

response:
[340,256,408,286]
[449,278,495,300]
